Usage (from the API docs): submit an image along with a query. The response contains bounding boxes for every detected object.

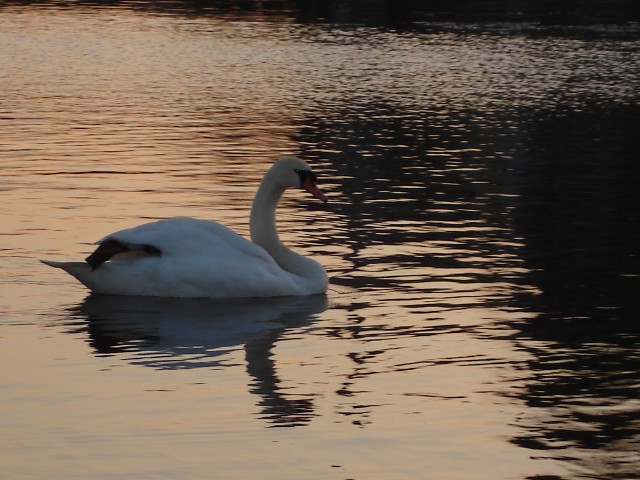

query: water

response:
[1,2,639,479]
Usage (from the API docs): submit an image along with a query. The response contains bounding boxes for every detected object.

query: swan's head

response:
[272,157,328,203]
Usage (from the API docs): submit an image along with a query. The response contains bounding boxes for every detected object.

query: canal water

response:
[1,2,639,479]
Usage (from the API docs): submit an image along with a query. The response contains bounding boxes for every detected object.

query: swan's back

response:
[106,217,257,257]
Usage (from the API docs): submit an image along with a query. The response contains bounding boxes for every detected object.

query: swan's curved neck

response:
[250,169,284,254]
[248,163,328,294]
[249,169,323,283]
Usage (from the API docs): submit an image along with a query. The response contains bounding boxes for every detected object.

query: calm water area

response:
[1,1,639,479]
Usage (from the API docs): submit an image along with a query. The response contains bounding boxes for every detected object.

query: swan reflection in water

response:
[67,293,328,427]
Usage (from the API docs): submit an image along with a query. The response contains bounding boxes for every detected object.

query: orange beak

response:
[302,177,328,203]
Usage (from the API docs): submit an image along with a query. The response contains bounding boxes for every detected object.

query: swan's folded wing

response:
[86,238,162,270]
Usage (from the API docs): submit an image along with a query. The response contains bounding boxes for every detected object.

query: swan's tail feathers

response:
[41,260,92,279]
[41,259,101,292]
[42,259,102,293]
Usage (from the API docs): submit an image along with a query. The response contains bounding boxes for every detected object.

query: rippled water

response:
[1,3,639,479]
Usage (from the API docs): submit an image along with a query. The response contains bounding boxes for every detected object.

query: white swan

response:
[42,157,329,298]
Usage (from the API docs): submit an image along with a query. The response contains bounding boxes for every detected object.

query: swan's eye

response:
[295,169,318,188]
[295,169,316,182]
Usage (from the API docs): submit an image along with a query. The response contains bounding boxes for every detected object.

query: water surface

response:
[1,3,639,479]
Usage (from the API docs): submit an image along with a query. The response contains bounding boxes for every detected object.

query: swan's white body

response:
[42,158,329,298]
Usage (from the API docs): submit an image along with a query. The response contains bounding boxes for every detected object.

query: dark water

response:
[1,2,639,479]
